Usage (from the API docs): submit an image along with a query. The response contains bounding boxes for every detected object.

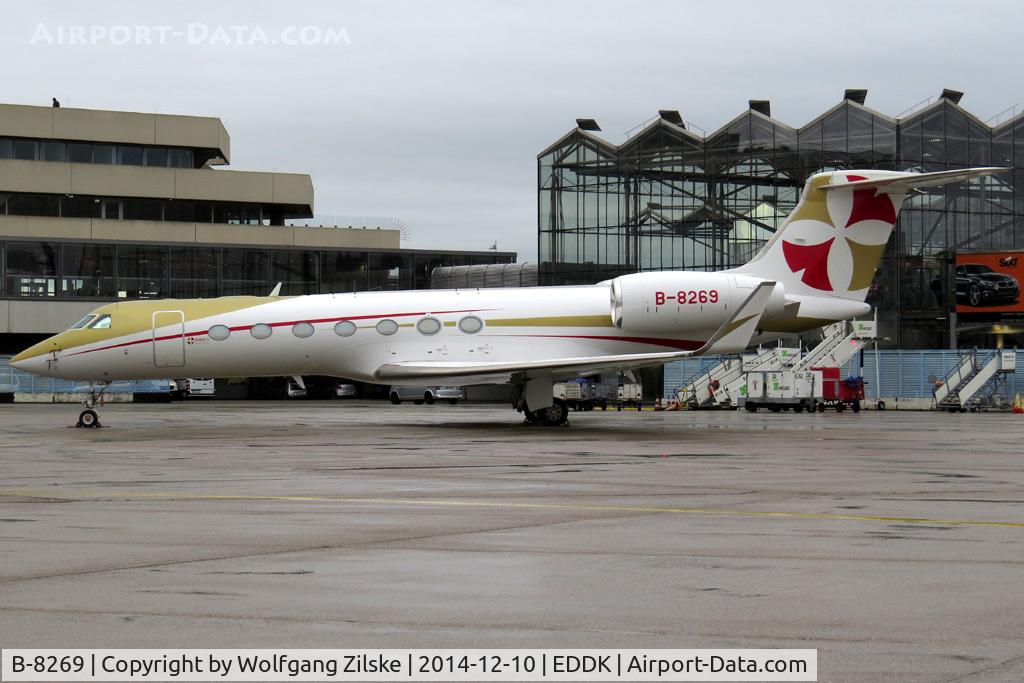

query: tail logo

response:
[782,175,897,294]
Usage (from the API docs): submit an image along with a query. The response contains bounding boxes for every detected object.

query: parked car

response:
[389,386,464,405]
[956,264,1019,307]
[170,378,215,398]
[334,382,357,398]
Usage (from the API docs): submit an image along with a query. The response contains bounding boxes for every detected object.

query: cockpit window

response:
[70,314,98,329]
[88,314,112,329]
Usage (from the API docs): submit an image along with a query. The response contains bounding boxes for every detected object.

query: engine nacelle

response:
[609,271,786,335]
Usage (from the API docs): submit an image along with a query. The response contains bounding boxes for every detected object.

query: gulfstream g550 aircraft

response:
[11,167,1006,427]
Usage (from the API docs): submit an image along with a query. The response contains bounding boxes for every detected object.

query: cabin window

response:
[292,322,315,338]
[416,317,441,335]
[88,314,113,330]
[334,320,357,337]
[250,323,272,340]
[376,319,398,336]
[70,314,98,329]
[458,315,483,334]
[208,324,230,341]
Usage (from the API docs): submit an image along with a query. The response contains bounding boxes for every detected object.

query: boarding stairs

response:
[791,321,874,372]
[675,347,790,408]
[934,349,1016,411]
[714,347,799,406]
[675,356,743,408]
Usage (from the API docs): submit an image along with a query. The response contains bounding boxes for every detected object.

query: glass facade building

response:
[539,92,1024,348]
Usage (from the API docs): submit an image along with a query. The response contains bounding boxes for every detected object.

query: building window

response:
[7,194,60,217]
[416,317,441,335]
[62,243,114,297]
[272,250,317,295]
[144,148,168,167]
[376,319,398,335]
[101,199,122,220]
[250,323,272,339]
[117,245,165,299]
[458,316,483,334]
[41,141,66,162]
[208,324,230,341]
[169,149,193,168]
[117,146,143,166]
[123,198,163,221]
[13,140,37,160]
[92,144,115,164]
[223,249,270,296]
[334,320,357,337]
[61,196,102,219]
[0,139,12,159]
[67,142,91,163]
[292,322,314,338]
[168,247,218,298]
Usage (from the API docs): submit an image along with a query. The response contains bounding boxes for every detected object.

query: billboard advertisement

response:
[955,251,1023,313]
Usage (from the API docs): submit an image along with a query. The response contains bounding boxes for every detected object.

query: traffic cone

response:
[1013,393,1024,414]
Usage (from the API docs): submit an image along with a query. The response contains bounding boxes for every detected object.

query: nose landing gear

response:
[76,382,110,428]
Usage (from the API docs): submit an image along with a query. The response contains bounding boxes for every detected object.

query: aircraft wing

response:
[820,167,1009,193]
[373,281,776,382]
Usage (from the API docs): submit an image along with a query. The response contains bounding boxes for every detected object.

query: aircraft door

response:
[153,310,186,368]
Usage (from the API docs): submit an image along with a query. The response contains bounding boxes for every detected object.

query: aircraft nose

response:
[9,352,48,376]
[10,341,58,377]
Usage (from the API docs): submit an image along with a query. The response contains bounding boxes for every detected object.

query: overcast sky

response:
[3,0,1023,260]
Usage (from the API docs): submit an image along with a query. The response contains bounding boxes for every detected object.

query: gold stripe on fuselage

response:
[11,296,285,363]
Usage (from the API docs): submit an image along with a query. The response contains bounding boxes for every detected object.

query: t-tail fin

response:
[733,167,1007,302]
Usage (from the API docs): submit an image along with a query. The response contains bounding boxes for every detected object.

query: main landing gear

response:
[523,398,570,426]
[512,374,569,426]
[76,382,110,428]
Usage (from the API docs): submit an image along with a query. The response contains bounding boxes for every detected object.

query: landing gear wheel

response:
[527,399,568,426]
[424,392,435,405]
[78,409,99,428]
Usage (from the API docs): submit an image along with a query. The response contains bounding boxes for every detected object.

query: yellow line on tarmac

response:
[4,488,1024,529]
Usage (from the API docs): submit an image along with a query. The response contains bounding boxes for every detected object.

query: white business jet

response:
[11,167,1005,427]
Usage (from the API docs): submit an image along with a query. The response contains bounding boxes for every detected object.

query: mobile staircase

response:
[712,347,800,407]
[675,356,743,408]
[790,319,882,373]
[934,349,1017,412]
[675,347,795,408]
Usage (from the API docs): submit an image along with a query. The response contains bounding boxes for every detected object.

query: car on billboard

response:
[955,263,1020,308]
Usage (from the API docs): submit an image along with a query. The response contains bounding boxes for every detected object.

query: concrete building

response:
[0,103,514,353]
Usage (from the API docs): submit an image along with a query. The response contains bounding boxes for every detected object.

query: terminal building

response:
[538,89,1024,349]
[0,102,514,354]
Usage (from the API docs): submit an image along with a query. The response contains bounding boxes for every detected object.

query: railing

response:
[0,356,170,394]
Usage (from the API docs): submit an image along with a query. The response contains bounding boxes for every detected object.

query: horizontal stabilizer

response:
[821,167,1008,194]
[374,282,776,382]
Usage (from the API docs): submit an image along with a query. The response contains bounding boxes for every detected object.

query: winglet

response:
[269,282,283,297]
[691,281,775,355]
